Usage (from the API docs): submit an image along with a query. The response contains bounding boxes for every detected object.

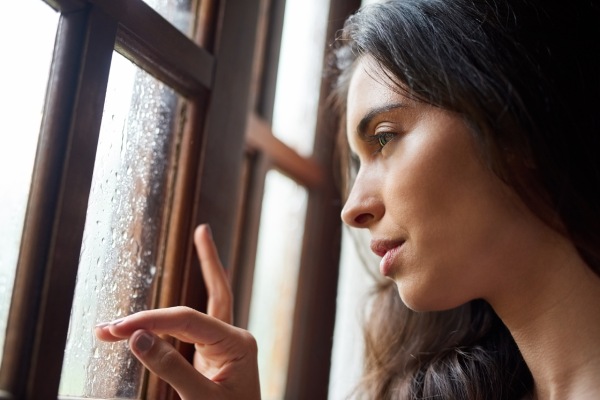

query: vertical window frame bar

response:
[0,5,117,398]
[284,0,361,398]
[232,0,285,330]
[148,0,263,397]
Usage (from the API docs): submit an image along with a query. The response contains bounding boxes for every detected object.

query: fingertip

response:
[94,324,119,342]
[204,224,212,239]
[195,224,212,241]
[193,224,206,246]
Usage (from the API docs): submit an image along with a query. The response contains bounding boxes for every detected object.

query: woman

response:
[96,0,600,398]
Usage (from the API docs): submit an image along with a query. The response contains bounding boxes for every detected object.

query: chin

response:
[394,280,470,313]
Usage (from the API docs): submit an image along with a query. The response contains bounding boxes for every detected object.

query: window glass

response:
[141,0,197,38]
[0,0,58,365]
[247,170,308,400]
[59,52,183,398]
[271,0,330,157]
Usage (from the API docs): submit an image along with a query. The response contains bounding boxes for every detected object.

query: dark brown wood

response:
[185,0,262,274]
[230,0,276,330]
[150,0,263,397]
[231,151,269,329]
[0,6,117,399]
[0,8,90,397]
[284,0,361,399]
[26,8,117,399]
[43,0,86,13]
[90,0,215,95]
[246,114,324,189]
[146,95,210,400]
[195,0,219,51]
[255,0,286,122]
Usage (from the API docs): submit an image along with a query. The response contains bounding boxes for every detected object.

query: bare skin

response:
[95,225,260,400]
[341,58,600,400]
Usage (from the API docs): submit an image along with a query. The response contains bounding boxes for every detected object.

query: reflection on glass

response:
[59,52,182,398]
[272,0,331,157]
[247,170,308,400]
[0,0,58,365]
[141,0,196,37]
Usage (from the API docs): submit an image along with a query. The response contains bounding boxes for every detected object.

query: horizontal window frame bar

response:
[93,0,214,94]
[246,113,324,189]
[46,0,215,95]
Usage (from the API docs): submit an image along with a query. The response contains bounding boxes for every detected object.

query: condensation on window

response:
[0,0,58,365]
[58,52,183,398]
[141,0,196,38]
[247,170,308,400]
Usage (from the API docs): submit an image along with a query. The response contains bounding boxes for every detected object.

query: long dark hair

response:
[331,0,600,398]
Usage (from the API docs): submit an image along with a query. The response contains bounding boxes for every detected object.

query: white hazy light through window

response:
[271,0,330,157]
[0,0,58,365]
[141,0,195,37]
[248,170,308,400]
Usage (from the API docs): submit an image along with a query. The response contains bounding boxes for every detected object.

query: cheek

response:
[382,128,477,229]
[383,128,520,304]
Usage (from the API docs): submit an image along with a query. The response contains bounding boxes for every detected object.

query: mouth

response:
[370,239,405,276]
[370,239,404,257]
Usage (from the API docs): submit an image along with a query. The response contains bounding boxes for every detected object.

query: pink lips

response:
[370,239,404,276]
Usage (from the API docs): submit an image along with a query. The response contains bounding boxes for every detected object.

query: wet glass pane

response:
[59,52,183,398]
[271,0,331,157]
[247,170,308,400]
[141,0,197,38]
[0,0,58,366]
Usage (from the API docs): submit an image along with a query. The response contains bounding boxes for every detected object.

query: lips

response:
[370,239,404,257]
[370,239,405,276]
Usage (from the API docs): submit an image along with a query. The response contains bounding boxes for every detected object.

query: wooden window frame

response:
[0,0,261,398]
[0,0,362,398]
[232,0,361,398]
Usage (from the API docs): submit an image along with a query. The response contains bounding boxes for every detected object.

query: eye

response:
[369,131,396,153]
[377,132,394,148]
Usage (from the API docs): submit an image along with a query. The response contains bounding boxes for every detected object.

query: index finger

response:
[95,307,243,350]
[194,224,233,324]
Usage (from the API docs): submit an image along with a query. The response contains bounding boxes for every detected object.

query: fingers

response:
[95,307,260,395]
[129,329,216,399]
[194,224,233,324]
[96,307,234,345]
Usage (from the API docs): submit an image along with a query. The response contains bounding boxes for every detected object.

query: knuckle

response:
[174,305,196,315]
[238,330,258,354]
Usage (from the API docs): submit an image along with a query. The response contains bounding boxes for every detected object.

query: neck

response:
[488,235,600,400]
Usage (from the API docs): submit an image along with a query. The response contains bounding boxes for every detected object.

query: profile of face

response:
[341,57,553,312]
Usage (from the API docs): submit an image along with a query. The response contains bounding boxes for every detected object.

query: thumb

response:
[129,330,216,399]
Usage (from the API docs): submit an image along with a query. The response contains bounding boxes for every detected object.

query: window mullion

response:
[28,7,117,398]
[284,0,361,398]
[0,6,117,399]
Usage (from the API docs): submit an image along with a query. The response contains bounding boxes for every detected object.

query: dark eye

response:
[375,132,395,151]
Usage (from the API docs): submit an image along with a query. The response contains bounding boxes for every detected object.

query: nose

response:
[340,171,384,228]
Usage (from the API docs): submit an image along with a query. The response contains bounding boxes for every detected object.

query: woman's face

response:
[341,58,544,311]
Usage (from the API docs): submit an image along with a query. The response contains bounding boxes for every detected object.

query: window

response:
[0,0,59,367]
[0,0,258,397]
[0,0,361,398]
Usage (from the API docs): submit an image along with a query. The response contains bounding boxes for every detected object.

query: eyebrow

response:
[356,103,406,140]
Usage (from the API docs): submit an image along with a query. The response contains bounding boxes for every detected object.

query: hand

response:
[95,224,260,400]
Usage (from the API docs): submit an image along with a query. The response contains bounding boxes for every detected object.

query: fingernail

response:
[95,322,110,328]
[110,317,126,326]
[133,332,154,353]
